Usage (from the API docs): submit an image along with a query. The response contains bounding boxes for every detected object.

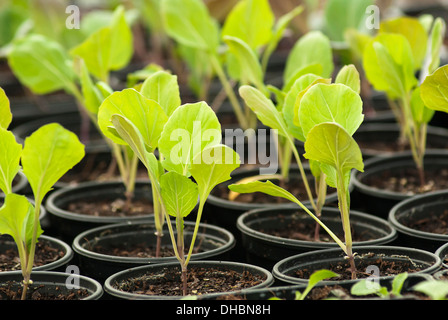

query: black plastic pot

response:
[433,269,448,281]
[435,242,448,269]
[45,180,154,242]
[0,235,73,274]
[0,271,103,300]
[103,260,274,300]
[272,245,441,286]
[237,206,397,269]
[72,220,236,283]
[351,150,448,218]
[354,123,448,159]
[389,190,448,252]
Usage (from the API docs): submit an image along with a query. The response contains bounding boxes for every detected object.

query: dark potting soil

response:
[404,209,448,235]
[362,166,448,195]
[91,242,201,258]
[0,282,90,300]
[0,239,65,272]
[66,197,153,217]
[113,266,265,297]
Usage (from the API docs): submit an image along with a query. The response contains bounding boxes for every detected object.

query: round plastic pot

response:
[272,245,441,286]
[72,220,236,283]
[237,206,397,269]
[104,260,274,300]
[0,235,74,274]
[389,190,448,252]
[0,271,103,300]
[45,180,154,242]
[351,150,448,218]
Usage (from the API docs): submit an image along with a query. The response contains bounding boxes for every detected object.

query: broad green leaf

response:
[0,87,11,129]
[282,63,324,92]
[335,64,360,94]
[344,28,372,62]
[190,144,240,199]
[158,102,221,176]
[239,85,289,138]
[21,123,85,203]
[351,279,386,296]
[420,65,448,113]
[98,88,168,152]
[299,83,364,138]
[391,272,408,296]
[284,31,334,86]
[223,36,264,90]
[411,87,434,125]
[297,269,340,300]
[8,34,77,95]
[380,16,428,71]
[161,0,219,52]
[70,6,133,81]
[323,0,373,42]
[413,280,448,300]
[0,194,42,251]
[303,122,364,175]
[221,0,274,50]
[0,128,22,195]
[140,70,181,117]
[160,171,198,219]
[363,33,417,99]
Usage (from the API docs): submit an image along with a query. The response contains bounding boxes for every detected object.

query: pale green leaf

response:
[0,87,12,129]
[298,269,340,300]
[411,87,434,125]
[335,64,360,94]
[413,280,448,300]
[0,128,22,195]
[98,88,168,151]
[140,70,181,117]
[21,123,85,203]
[422,18,445,78]
[190,144,240,199]
[420,65,448,113]
[77,58,104,115]
[299,83,364,138]
[158,102,221,176]
[160,171,198,219]
[228,180,299,204]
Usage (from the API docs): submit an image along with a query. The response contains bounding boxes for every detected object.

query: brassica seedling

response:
[350,272,408,298]
[0,90,85,299]
[102,91,240,295]
[230,82,364,279]
[412,279,448,300]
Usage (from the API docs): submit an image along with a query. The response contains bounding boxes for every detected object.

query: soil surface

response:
[0,239,65,272]
[65,197,153,217]
[113,266,265,297]
[404,209,448,235]
[91,242,201,258]
[0,282,90,300]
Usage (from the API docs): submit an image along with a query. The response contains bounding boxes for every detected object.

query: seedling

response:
[230,81,364,279]
[350,272,408,298]
[0,88,85,300]
[99,86,240,295]
[412,279,448,300]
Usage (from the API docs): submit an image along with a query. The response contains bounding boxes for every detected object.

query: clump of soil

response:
[114,266,265,297]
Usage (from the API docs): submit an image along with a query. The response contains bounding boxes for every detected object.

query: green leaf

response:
[297,269,340,300]
[380,16,428,71]
[8,34,77,95]
[0,194,42,251]
[239,85,289,138]
[420,65,448,113]
[391,272,408,296]
[160,171,198,219]
[413,280,448,300]
[363,33,417,99]
[221,0,274,50]
[303,122,364,175]
[421,18,445,79]
[229,180,299,204]
[21,123,85,203]
[299,83,364,138]
[161,0,219,52]
[98,88,168,152]
[335,64,361,94]
[411,87,434,125]
[0,87,12,129]
[351,279,385,297]
[77,58,104,115]
[70,6,133,81]
[284,31,334,86]
[140,70,181,117]
[190,144,240,200]
[158,102,221,176]
[0,128,22,195]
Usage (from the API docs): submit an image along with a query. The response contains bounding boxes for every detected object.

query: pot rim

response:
[272,245,442,285]
[236,206,397,249]
[103,260,274,300]
[45,179,154,223]
[0,270,103,300]
[72,220,236,264]
[435,242,448,269]
[0,234,74,274]
[388,189,448,242]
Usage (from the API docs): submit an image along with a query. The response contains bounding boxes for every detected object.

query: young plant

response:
[350,272,408,298]
[362,16,445,188]
[230,82,364,279]
[99,89,240,295]
[0,89,85,299]
[412,279,448,300]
